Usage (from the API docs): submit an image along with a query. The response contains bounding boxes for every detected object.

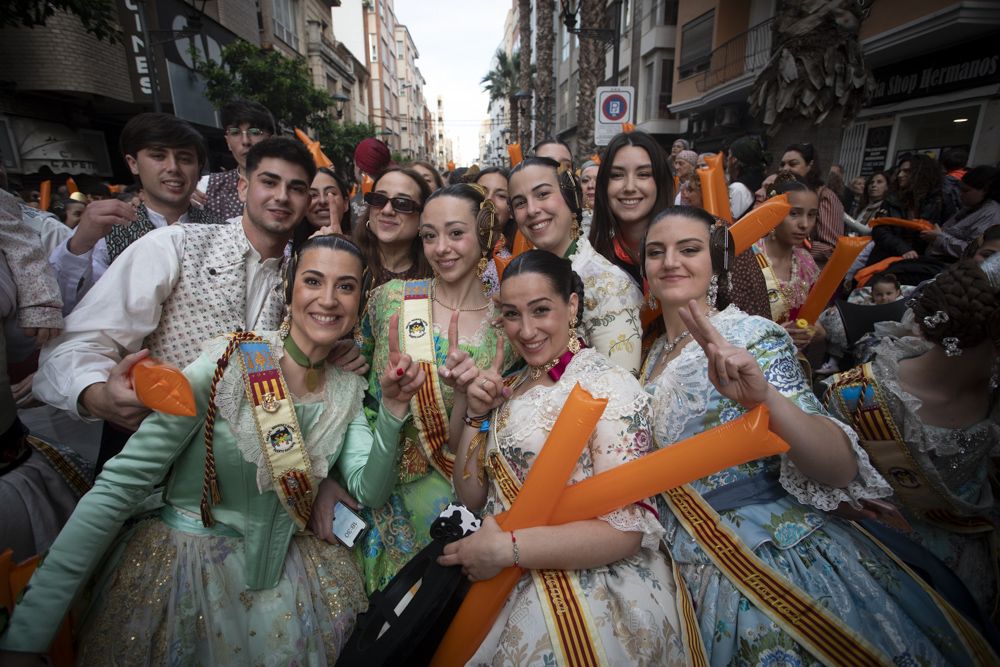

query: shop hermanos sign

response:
[870,37,1000,107]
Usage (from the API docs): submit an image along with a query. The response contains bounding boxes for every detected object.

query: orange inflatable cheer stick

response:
[431,384,608,667]
[507,143,523,167]
[510,230,535,258]
[697,152,732,224]
[294,128,333,169]
[39,180,51,212]
[361,174,374,195]
[730,194,791,254]
[853,256,903,288]
[65,177,79,195]
[131,358,196,417]
[869,217,934,233]
[796,236,870,324]
[544,405,786,525]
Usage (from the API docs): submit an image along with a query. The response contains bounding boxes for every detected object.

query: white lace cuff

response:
[778,415,892,511]
[599,502,664,550]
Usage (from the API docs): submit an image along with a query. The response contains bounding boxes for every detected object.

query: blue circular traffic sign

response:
[602,94,628,121]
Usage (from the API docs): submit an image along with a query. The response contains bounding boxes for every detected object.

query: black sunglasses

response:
[364,192,422,213]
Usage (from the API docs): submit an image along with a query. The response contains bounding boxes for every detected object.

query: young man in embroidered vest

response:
[195,99,276,221]
[34,138,315,470]
[48,112,226,311]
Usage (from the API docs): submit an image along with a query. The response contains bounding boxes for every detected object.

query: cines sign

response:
[870,37,1000,106]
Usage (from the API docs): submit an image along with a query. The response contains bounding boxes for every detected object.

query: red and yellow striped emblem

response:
[249,371,285,407]
[665,485,892,667]
[413,360,454,478]
[830,364,994,530]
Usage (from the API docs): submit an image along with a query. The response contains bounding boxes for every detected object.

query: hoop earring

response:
[707,274,719,310]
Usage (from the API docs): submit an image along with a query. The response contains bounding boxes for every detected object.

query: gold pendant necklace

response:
[283,334,325,392]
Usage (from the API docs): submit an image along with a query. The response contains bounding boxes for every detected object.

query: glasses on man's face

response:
[225,127,269,139]
[364,192,422,213]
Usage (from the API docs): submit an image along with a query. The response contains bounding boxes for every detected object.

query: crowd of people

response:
[0,100,998,666]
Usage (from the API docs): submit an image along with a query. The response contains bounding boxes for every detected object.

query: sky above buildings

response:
[395,0,510,165]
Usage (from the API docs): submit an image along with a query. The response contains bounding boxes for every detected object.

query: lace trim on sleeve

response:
[214,332,365,493]
[777,415,892,510]
[599,504,665,550]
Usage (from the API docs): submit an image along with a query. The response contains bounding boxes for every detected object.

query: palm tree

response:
[517,0,533,149]
[481,49,522,148]
[535,0,556,143]
[574,0,605,156]
[749,0,873,141]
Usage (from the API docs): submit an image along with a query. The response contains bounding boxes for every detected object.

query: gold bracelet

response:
[510,531,520,567]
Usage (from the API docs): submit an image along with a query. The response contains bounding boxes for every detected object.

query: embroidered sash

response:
[663,484,893,667]
[755,248,793,324]
[400,280,455,479]
[488,448,606,666]
[829,363,995,533]
[237,339,314,529]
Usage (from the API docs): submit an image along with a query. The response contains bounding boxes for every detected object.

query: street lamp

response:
[559,0,623,85]
[331,92,350,119]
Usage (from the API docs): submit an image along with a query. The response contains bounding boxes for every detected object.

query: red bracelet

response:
[510,531,520,567]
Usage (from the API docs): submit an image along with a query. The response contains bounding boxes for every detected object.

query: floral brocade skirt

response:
[77,515,368,666]
[356,467,454,594]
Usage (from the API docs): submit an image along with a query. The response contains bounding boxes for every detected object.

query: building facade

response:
[668,0,1000,173]
[0,0,259,184]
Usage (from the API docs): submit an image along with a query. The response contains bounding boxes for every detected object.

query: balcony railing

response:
[695,18,774,93]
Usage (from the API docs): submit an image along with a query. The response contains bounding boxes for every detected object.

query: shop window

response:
[679,10,713,78]
[892,104,980,165]
[644,61,656,121]
[272,0,299,51]
[659,58,674,116]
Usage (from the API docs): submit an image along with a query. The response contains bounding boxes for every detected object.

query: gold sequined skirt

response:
[77,516,367,666]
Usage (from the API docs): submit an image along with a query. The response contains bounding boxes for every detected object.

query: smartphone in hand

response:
[331,501,367,547]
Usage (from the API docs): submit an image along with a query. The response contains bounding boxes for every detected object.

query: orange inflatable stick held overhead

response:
[293,128,334,169]
[131,358,197,417]
[507,143,523,167]
[869,217,934,233]
[65,177,79,195]
[430,384,608,667]
[730,194,791,254]
[796,235,870,324]
[698,152,732,224]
